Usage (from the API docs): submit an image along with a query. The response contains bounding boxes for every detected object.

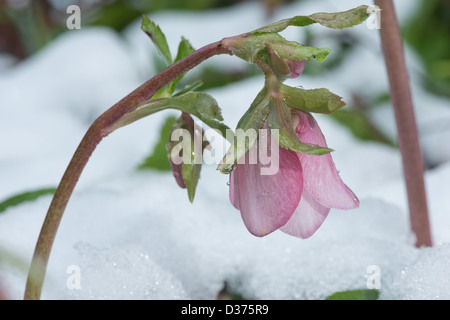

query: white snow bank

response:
[2,161,450,300]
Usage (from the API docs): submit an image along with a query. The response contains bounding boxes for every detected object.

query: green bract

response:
[280,84,346,114]
[141,15,172,65]
[141,18,198,99]
[261,44,291,79]
[223,33,331,64]
[166,114,207,202]
[267,98,333,155]
[138,115,177,171]
[250,5,370,34]
[217,87,269,173]
[111,92,230,139]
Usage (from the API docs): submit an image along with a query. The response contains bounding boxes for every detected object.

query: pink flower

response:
[229,110,359,238]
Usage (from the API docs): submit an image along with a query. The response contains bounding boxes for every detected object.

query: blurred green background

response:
[1,0,450,184]
[0,0,293,59]
[2,0,449,95]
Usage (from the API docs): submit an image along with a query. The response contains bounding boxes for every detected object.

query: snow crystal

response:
[382,244,450,300]
[62,242,189,300]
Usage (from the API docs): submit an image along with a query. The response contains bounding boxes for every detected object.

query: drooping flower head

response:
[219,33,360,238]
[159,6,371,237]
[229,110,359,238]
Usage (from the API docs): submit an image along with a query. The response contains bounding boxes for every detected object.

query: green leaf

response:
[0,188,57,214]
[182,158,202,203]
[174,37,195,62]
[173,80,203,97]
[271,37,331,63]
[280,84,346,114]
[309,5,371,30]
[325,289,379,300]
[166,113,206,202]
[223,34,279,64]
[224,33,331,64]
[169,37,196,95]
[141,15,172,65]
[138,115,177,171]
[235,86,271,134]
[111,92,230,141]
[150,84,171,100]
[250,5,370,34]
[250,16,316,34]
[217,87,270,173]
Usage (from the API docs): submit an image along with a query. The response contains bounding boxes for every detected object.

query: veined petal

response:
[230,133,303,237]
[296,111,359,209]
[280,189,330,238]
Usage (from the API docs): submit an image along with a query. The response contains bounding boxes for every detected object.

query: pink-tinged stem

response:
[375,0,432,247]
[24,41,231,300]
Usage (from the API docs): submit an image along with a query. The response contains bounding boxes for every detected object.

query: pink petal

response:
[229,166,240,210]
[296,111,359,209]
[286,60,306,78]
[280,189,330,238]
[230,134,303,237]
[169,158,186,189]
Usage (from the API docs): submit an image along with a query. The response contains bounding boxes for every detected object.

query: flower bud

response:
[166,112,209,202]
[286,59,305,78]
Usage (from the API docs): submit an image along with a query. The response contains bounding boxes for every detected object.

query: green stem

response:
[374,0,432,247]
[24,41,231,300]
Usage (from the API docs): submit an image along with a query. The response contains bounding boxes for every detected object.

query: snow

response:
[1,0,450,300]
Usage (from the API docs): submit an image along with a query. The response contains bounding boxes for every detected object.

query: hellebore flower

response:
[229,110,359,238]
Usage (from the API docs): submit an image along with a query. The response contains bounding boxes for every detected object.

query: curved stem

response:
[375,0,432,247]
[24,41,231,300]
